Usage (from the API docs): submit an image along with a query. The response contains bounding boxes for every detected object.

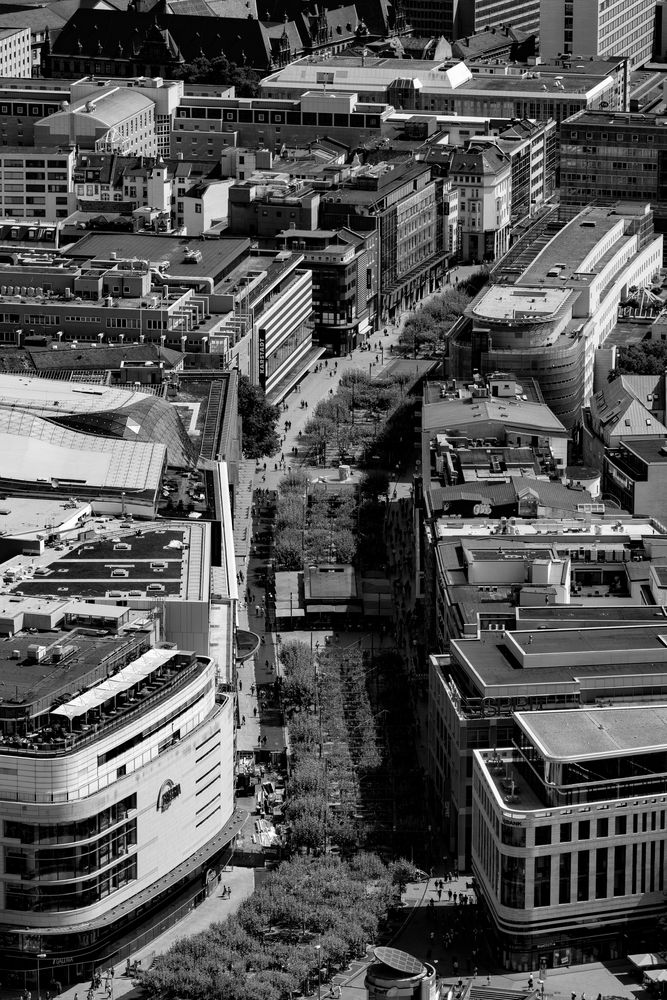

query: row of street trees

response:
[274,471,357,571]
[140,854,397,1000]
[300,369,414,470]
[397,269,491,356]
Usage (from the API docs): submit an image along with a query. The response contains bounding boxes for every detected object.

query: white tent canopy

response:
[52,648,175,721]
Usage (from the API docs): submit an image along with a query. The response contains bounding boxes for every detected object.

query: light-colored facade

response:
[0,28,31,79]
[450,204,663,428]
[260,58,623,123]
[540,0,655,67]
[0,640,236,977]
[0,146,75,219]
[34,89,157,157]
[472,704,667,968]
[450,142,512,262]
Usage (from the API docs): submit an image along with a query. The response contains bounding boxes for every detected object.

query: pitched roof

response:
[590,375,667,440]
[49,8,285,68]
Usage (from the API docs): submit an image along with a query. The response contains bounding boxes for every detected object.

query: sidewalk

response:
[38,868,256,1000]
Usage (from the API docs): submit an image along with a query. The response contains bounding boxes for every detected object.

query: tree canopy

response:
[173,55,260,96]
[614,341,667,376]
[238,375,280,458]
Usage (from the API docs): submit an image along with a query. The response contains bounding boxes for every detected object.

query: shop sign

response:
[157,779,181,812]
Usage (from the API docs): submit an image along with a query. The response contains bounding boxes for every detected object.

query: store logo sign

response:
[157,778,181,812]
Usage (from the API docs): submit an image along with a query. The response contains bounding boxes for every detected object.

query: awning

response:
[52,648,175,720]
[630,954,667,970]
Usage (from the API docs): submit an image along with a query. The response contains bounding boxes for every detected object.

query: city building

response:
[472,703,667,966]
[449,203,663,428]
[429,605,667,867]
[582,372,667,471]
[260,56,624,123]
[603,437,667,524]
[421,374,569,480]
[173,90,394,160]
[0,28,31,79]
[400,0,539,40]
[422,118,558,238]
[0,631,238,977]
[0,373,195,467]
[539,0,655,67]
[276,227,378,354]
[318,161,445,321]
[0,146,75,220]
[0,409,167,517]
[0,235,250,352]
[212,249,315,401]
[560,110,667,244]
[34,88,157,157]
[447,141,512,262]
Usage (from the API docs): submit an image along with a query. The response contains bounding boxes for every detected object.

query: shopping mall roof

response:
[0,409,166,495]
[515,704,667,761]
[0,373,198,468]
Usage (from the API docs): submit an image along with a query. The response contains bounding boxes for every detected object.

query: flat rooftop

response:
[469,284,574,322]
[618,437,667,465]
[516,704,667,761]
[305,564,357,601]
[8,523,210,602]
[0,627,143,709]
[453,623,667,689]
[0,497,90,538]
[423,394,566,433]
[518,207,629,285]
[64,234,251,282]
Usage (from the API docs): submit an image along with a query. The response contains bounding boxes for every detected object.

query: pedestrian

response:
[453,892,457,904]
[571,992,577,1000]
[448,888,452,901]
[238,679,242,691]
[438,888,442,900]
[528,976,534,989]
[242,715,246,725]
[473,968,478,979]
[251,684,255,695]
[253,706,257,717]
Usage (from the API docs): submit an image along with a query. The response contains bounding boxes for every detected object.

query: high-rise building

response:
[560,110,667,240]
[540,0,655,67]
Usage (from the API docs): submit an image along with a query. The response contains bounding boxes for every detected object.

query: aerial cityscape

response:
[1,0,667,998]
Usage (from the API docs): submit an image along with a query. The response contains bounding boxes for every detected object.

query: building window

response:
[500,855,525,909]
[535,825,552,846]
[615,815,627,836]
[597,818,608,838]
[577,850,589,901]
[560,822,572,843]
[559,853,571,904]
[501,823,525,847]
[533,856,551,907]
[595,847,608,899]
[613,845,626,897]
[578,820,590,840]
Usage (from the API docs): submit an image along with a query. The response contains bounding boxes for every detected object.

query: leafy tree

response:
[238,375,279,458]
[274,531,303,570]
[174,55,259,96]
[614,341,667,376]
[389,858,420,892]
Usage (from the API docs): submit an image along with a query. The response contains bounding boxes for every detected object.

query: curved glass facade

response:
[53,396,195,468]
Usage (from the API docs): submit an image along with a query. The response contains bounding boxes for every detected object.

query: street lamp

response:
[316,942,322,1000]
[36,952,46,1000]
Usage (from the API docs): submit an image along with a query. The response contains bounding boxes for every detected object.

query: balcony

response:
[0,657,209,758]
